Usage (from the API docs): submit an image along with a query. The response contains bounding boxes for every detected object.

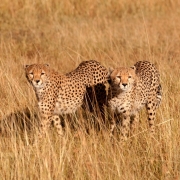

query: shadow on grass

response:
[0,108,39,136]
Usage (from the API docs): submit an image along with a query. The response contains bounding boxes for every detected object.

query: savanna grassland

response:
[0,0,180,179]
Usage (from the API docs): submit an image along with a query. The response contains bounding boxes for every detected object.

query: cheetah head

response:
[24,64,50,89]
[108,66,136,91]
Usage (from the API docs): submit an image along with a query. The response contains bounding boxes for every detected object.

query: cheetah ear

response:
[44,64,50,67]
[130,66,136,70]
[107,67,114,78]
[109,67,114,74]
[107,67,114,81]
[24,65,29,69]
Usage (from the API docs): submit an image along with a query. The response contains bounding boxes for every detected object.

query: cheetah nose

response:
[122,83,127,87]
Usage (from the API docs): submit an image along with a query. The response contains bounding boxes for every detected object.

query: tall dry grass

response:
[0,0,180,179]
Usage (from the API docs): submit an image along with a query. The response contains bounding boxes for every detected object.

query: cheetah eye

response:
[29,72,33,75]
[116,76,121,79]
[41,72,45,75]
[128,76,132,78]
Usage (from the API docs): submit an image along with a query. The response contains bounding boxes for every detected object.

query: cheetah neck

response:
[118,87,133,97]
[33,79,51,101]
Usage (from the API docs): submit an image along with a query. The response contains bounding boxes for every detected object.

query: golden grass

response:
[0,0,180,179]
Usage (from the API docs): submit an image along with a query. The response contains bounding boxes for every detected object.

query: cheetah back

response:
[66,60,108,87]
[134,61,162,105]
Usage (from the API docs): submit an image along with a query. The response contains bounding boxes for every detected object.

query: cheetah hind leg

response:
[146,99,158,135]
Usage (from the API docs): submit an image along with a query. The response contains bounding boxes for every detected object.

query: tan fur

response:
[25,60,108,139]
[108,61,162,140]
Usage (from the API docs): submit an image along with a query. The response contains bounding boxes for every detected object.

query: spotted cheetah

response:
[25,60,108,139]
[108,61,162,140]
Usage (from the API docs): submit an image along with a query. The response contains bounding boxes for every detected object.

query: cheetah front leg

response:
[108,107,117,138]
[37,113,52,140]
[109,115,116,138]
[120,111,130,141]
[36,114,64,142]
[51,115,64,136]
[130,114,139,135]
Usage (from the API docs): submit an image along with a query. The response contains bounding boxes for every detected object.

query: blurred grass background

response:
[0,0,180,179]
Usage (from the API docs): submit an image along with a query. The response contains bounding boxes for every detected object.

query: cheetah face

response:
[109,66,136,91]
[25,64,49,89]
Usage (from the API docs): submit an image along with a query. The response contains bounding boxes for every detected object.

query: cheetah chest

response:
[109,91,146,115]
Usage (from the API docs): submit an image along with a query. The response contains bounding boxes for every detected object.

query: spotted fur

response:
[25,60,108,139]
[108,61,162,140]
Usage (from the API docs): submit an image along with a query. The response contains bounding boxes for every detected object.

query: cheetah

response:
[108,61,162,140]
[25,60,108,140]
